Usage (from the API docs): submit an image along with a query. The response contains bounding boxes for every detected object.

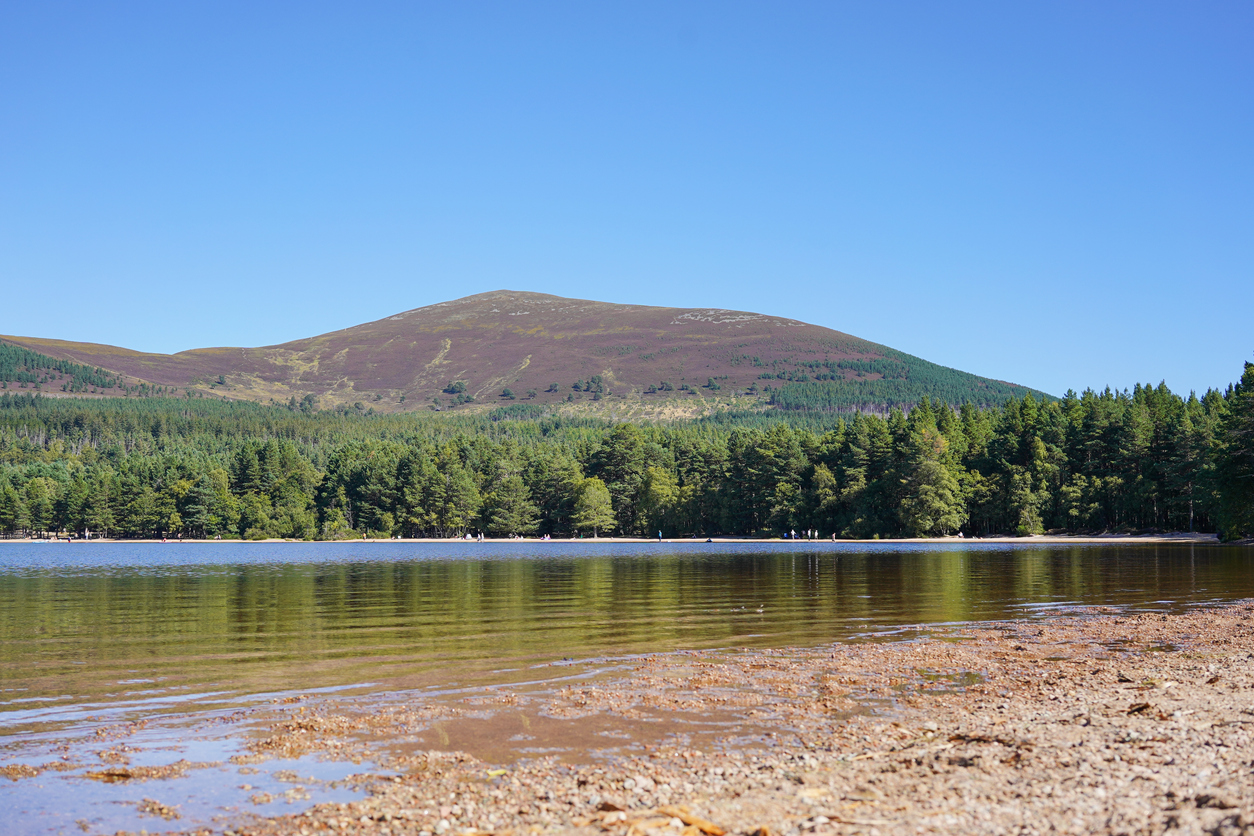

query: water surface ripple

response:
[1,541,1251,735]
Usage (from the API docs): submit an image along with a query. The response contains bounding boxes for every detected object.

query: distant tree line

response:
[0,341,123,392]
[763,347,1041,411]
[0,360,1251,541]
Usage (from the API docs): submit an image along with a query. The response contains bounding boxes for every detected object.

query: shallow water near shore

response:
[1,540,1251,834]
[2,541,1252,734]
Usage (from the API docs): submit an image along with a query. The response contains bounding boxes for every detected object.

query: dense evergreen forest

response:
[0,361,1251,542]
[763,346,1042,412]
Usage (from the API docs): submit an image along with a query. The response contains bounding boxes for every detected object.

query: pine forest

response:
[0,360,1251,543]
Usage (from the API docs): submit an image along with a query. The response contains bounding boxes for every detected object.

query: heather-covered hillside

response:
[1,291,1045,413]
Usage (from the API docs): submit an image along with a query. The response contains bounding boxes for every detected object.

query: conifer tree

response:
[573,477,615,537]
[483,474,537,536]
[1216,362,1254,540]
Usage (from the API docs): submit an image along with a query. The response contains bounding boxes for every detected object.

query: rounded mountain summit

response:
[0,291,1046,413]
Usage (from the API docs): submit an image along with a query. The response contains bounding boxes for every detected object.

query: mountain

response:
[0,290,1048,413]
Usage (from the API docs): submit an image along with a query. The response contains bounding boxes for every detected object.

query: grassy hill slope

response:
[0,290,1049,413]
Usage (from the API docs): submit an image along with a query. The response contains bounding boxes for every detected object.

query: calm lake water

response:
[2,540,1252,738]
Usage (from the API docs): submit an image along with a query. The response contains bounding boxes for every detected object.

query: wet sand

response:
[114,599,1254,836]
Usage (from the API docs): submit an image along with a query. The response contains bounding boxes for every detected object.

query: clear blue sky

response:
[2,1,1250,397]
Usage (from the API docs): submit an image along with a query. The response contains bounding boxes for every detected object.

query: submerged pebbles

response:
[156,603,1254,835]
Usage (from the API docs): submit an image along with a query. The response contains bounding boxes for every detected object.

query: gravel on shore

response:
[147,602,1254,836]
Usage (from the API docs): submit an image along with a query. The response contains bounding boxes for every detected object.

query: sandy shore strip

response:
[87,599,1252,836]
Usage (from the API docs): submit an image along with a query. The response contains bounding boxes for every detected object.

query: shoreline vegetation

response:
[20,598,1246,836]
[0,358,1250,545]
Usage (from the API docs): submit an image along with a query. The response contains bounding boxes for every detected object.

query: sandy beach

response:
[47,596,1244,836]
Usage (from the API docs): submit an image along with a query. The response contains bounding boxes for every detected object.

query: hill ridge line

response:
[0,291,1047,414]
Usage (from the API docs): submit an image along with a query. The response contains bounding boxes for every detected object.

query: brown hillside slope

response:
[0,290,1025,412]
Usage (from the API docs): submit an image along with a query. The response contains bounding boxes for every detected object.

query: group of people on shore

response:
[784,529,831,541]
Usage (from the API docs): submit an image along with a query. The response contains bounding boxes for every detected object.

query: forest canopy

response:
[0,359,1251,542]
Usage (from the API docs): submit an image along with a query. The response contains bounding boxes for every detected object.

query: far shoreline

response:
[1,532,1230,545]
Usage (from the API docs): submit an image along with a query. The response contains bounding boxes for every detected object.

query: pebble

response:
[104,602,1254,836]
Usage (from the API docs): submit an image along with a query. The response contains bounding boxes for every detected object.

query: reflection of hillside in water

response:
[0,543,1251,733]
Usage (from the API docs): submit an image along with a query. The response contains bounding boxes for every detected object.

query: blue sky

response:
[1,1,1250,397]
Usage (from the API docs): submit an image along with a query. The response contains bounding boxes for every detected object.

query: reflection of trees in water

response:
[0,545,1251,708]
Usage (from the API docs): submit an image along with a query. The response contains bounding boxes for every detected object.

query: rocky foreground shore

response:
[168,603,1254,836]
